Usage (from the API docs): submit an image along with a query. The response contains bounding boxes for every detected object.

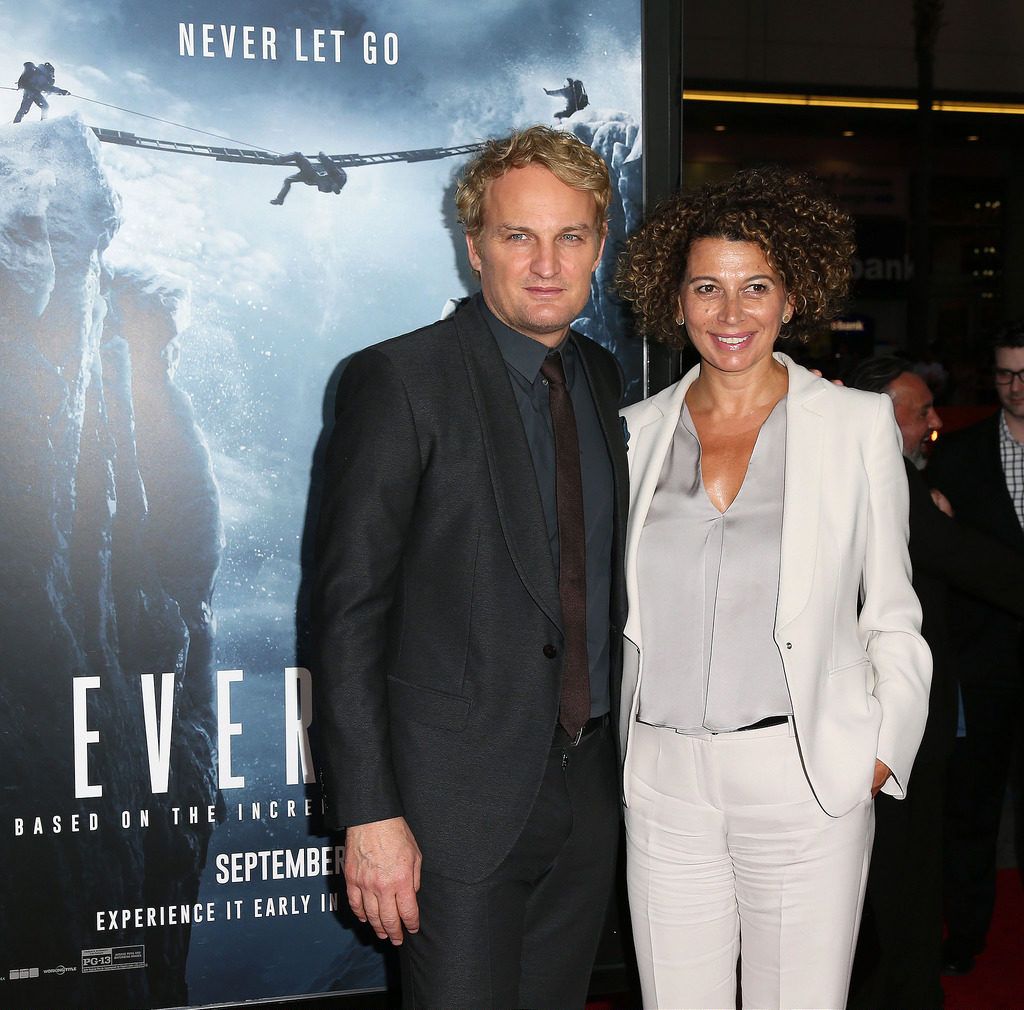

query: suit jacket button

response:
[786,642,793,650]
[543,644,558,658]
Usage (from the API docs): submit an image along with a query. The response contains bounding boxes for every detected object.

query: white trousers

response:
[624,719,874,1010]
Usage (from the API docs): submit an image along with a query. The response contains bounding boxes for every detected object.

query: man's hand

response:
[344,816,422,944]
[930,487,955,517]
[871,759,893,797]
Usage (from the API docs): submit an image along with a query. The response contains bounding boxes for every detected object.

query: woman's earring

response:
[782,313,791,323]
[676,316,685,326]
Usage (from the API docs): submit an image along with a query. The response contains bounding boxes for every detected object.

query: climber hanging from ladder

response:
[269,151,348,205]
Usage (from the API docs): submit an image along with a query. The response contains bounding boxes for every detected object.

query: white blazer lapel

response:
[776,353,826,630]
[621,368,696,642]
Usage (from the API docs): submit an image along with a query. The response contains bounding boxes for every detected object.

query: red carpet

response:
[587,870,1024,1009]
[943,868,1024,1010]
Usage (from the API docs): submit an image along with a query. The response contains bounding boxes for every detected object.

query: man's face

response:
[889,371,942,467]
[995,346,1024,422]
[466,163,606,347]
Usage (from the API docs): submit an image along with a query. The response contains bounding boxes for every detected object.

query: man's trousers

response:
[399,719,619,1010]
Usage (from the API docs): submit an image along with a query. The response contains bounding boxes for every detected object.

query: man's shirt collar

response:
[1000,410,1024,450]
[477,293,574,385]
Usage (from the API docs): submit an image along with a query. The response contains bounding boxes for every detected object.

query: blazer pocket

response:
[827,657,871,679]
[387,675,472,732]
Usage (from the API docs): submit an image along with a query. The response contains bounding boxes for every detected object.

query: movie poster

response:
[0,3,643,1006]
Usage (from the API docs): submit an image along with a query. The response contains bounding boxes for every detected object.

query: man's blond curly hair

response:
[456,125,611,238]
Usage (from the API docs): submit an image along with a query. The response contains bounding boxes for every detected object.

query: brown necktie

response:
[540,352,590,738]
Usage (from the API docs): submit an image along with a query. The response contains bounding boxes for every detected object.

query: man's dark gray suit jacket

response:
[928,412,1024,689]
[905,457,1024,763]
[314,297,629,884]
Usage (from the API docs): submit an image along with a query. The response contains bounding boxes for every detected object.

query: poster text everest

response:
[69,668,316,798]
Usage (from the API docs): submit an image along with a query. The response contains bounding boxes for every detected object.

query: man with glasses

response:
[928,321,1024,976]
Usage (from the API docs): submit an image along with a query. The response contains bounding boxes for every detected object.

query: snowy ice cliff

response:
[569,109,644,402]
[0,115,222,1009]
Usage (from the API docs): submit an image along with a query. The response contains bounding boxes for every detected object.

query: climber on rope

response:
[13,61,70,123]
[269,151,348,205]
[543,78,588,120]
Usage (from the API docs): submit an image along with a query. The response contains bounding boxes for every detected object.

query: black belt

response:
[554,713,609,747]
[718,714,789,734]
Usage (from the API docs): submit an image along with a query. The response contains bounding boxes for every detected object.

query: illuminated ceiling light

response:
[683,89,1024,116]
[684,90,917,110]
[967,134,980,141]
[937,100,1024,114]
[713,124,727,132]
[842,130,856,137]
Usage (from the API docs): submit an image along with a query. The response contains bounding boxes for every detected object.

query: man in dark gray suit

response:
[928,323,1024,976]
[314,125,628,1009]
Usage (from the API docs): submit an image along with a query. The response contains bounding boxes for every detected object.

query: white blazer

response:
[619,352,932,816]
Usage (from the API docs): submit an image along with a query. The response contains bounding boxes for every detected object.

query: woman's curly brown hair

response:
[616,166,856,347]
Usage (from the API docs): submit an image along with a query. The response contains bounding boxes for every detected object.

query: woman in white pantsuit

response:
[615,167,931,1010]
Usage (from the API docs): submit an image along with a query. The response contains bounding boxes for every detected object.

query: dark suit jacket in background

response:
[313,297,628,884]
[908,457,1024,761]
[928,410,1024,951]
[927,412,1024,688]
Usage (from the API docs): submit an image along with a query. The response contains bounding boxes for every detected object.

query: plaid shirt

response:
[999,411,1024,531]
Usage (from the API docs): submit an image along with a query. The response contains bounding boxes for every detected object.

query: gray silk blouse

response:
[636,397,792,733]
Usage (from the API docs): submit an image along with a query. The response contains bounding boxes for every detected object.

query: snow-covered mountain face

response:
[1,115,220,1008]
[568,109,644,402]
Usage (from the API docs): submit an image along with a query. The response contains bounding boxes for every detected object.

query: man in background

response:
[848,355,1024,1006]
[927,323,1024,976]
[314,126,627,1009]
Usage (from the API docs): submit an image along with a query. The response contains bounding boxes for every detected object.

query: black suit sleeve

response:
[925,436,968,509]
[910,463,1024,618]
[604,347,626,408]
[314,348,423,830]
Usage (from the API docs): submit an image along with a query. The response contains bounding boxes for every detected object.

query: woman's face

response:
[678,237,794,379]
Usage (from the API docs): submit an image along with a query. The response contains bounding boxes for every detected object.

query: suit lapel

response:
[454,300,562,631]
[981,413,1024,548]
[776,353,825,630]
[573,334,629,597]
